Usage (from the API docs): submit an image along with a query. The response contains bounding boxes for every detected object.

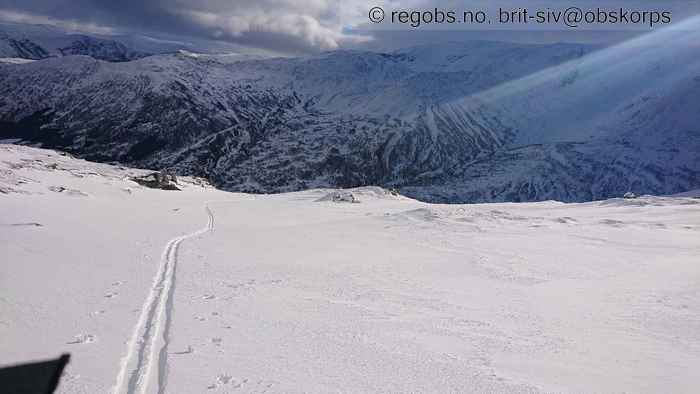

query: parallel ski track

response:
[113,204,215,394]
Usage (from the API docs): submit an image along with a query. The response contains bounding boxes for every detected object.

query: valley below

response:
[2,22,699,203]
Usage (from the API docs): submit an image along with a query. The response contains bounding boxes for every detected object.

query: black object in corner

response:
[0,354,70,394]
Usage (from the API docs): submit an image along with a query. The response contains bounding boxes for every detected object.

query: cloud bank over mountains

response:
[1,0,699,53]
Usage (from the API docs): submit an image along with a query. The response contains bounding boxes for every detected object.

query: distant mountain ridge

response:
[1,26,698,202]
[0,23,157,61]
[0,21,263,62]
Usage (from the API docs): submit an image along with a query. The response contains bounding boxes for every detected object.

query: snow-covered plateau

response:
[2,144,699,393]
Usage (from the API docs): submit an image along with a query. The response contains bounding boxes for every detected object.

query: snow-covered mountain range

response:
[1,22,698,202]
[0,22,259,62]
[0,22,161,61]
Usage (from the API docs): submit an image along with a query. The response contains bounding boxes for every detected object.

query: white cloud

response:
[173,1,375,51]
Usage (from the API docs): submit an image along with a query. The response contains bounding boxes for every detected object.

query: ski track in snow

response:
[113,204,215,394]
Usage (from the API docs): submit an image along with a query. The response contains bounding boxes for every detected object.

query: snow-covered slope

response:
[408,36,700,202]
[2,144,700,393]
[1,22,698,202]
[0,42,574,195]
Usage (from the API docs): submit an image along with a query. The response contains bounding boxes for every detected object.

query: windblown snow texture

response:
[2,145,700,393]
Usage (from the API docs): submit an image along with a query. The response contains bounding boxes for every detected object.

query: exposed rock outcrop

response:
[131,170,180,190]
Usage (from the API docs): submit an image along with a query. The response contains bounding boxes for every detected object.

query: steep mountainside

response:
[1,26,698,202]
[53,35,147,62]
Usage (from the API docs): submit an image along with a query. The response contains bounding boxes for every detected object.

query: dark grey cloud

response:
[1,0,699,54]
[0,0,372,53]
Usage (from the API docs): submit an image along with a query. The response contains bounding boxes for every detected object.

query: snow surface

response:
[0,57,35,64]
[1,144,699,393]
